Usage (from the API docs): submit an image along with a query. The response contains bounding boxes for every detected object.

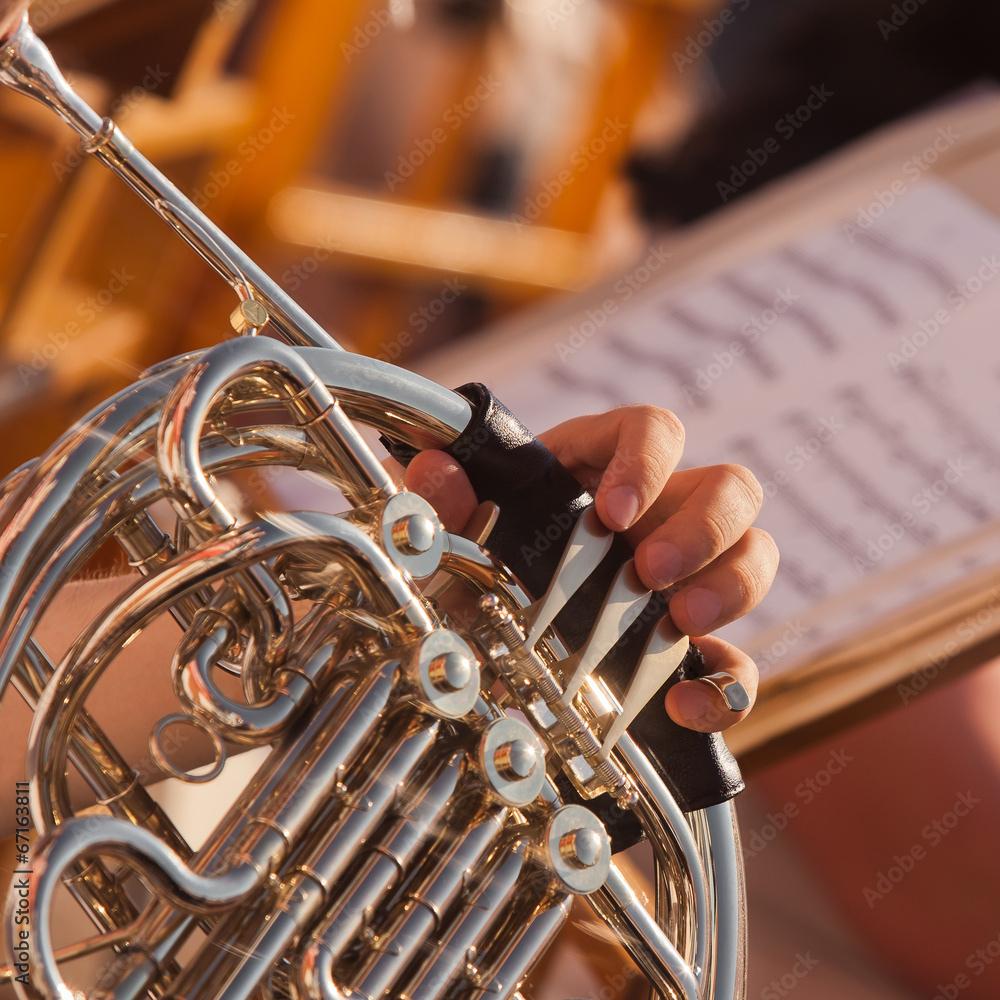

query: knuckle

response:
[696,481,760,556]
[650,405,686,449]
[718,463,764,514]
[624,403,685,449]
[732,542,775,606]
[749,527,780,570]
[699,506,734,557]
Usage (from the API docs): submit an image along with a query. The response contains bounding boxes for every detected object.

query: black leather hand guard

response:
[382,383,743,843]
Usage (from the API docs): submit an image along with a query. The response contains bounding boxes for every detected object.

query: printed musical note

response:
[428,182,1000,673]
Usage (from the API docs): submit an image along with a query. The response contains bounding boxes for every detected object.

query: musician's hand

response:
[0,0,29,42]
[403,405,777,733]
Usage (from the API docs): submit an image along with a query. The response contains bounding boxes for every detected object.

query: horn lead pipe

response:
[0,15,341,352]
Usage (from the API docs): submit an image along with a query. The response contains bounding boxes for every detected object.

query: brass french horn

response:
[0,14,746,1000]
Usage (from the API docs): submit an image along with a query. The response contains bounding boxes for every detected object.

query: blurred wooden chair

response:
[0,0,722,472]
[174,0,723,358]
[0,0,257,474]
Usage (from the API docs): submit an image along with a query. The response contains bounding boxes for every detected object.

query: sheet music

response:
[448,181,1000,678]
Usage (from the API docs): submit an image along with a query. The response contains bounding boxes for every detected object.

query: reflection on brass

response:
[230,298,270,335]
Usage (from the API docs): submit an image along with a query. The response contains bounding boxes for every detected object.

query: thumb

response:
[403,450,478,533]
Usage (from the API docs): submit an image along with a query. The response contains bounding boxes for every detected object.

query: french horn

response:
[0,14,747,1000]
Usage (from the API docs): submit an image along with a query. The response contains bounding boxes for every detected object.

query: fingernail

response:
[674,683,712,723]
[684,587,722,630]
[604,486,640,531]
[646,541,683,589]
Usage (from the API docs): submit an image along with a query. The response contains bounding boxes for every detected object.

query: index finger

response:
[538,405,685,534]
